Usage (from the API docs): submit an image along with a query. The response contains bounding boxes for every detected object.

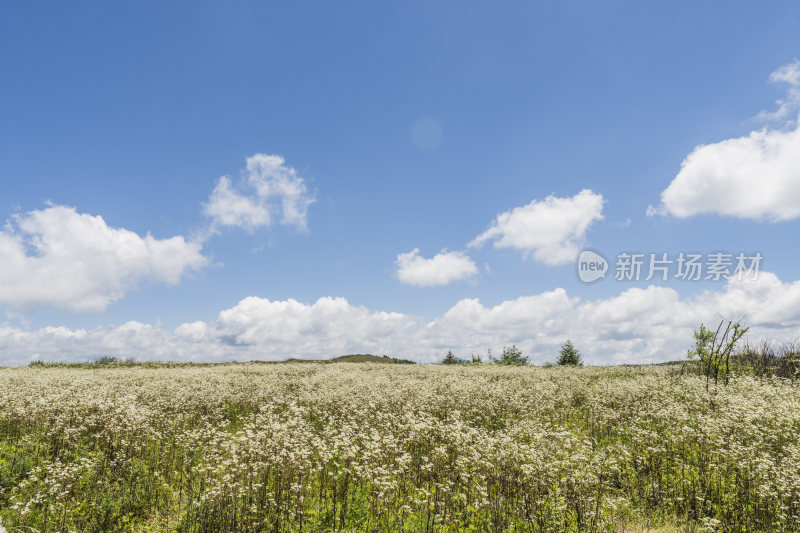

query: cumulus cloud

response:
[395,249,478,287]
[0,205,206,312]
[3,272,800,366]
[214,296,418,355]
[204,154,314,232]
[649,120,800,221]
[0,153,312,314]
[469,189,604,265]
[650,61,800,221]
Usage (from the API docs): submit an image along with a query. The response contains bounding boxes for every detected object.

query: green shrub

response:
[497,345,528,366]
[688,319,748,390]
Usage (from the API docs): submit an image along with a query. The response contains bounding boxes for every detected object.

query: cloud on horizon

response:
[3,271,799,366]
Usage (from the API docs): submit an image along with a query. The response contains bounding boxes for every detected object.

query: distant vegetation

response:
[26,353,417,368]
[439,342,575,366]
[496,344,529,366]
[685,319,800,383]
[440,350,465,365]
[332,354,416,364]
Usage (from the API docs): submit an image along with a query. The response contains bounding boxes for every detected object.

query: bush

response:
[497,345,528,366]
[737,339,800,379]
[688,319,747,389]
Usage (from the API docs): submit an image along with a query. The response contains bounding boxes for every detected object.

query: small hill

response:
[332,354,416,364]
[333,354,393,363]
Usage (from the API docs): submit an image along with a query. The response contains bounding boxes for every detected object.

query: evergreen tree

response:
[557,340,583,366]
[442,350,463,365]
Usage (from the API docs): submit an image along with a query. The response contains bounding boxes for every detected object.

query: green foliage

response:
[688,319,748,390]
[497,344,528,366]
[441,350,465,365]
[557,340,583,366]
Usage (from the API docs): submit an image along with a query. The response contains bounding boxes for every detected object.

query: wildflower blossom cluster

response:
[0,363,798,531]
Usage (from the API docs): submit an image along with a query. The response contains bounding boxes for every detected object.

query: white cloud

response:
[204,154,314,232]
[174,321,209,342]
[3,272,800,366]
[649,119,800,221]
[757,59,800,122]
[204,176,270,231]
[651,61,800,221]
[395,249,478,287]
[0,205,206,312]
[469,189,604,265]
[771,60,800,86]
[427,272,800,364]
[213,296,417,357]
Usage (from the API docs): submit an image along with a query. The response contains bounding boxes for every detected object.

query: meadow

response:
[1,362,799,532]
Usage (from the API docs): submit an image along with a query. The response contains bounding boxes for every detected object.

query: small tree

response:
[557,340,583,366]
[688,319,748,390]
[441,350,464,365]
[498,345,529,366]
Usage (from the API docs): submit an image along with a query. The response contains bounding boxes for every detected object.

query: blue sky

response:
[1,1,800,364]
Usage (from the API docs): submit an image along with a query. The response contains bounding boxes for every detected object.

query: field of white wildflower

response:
[1,362,799,532]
